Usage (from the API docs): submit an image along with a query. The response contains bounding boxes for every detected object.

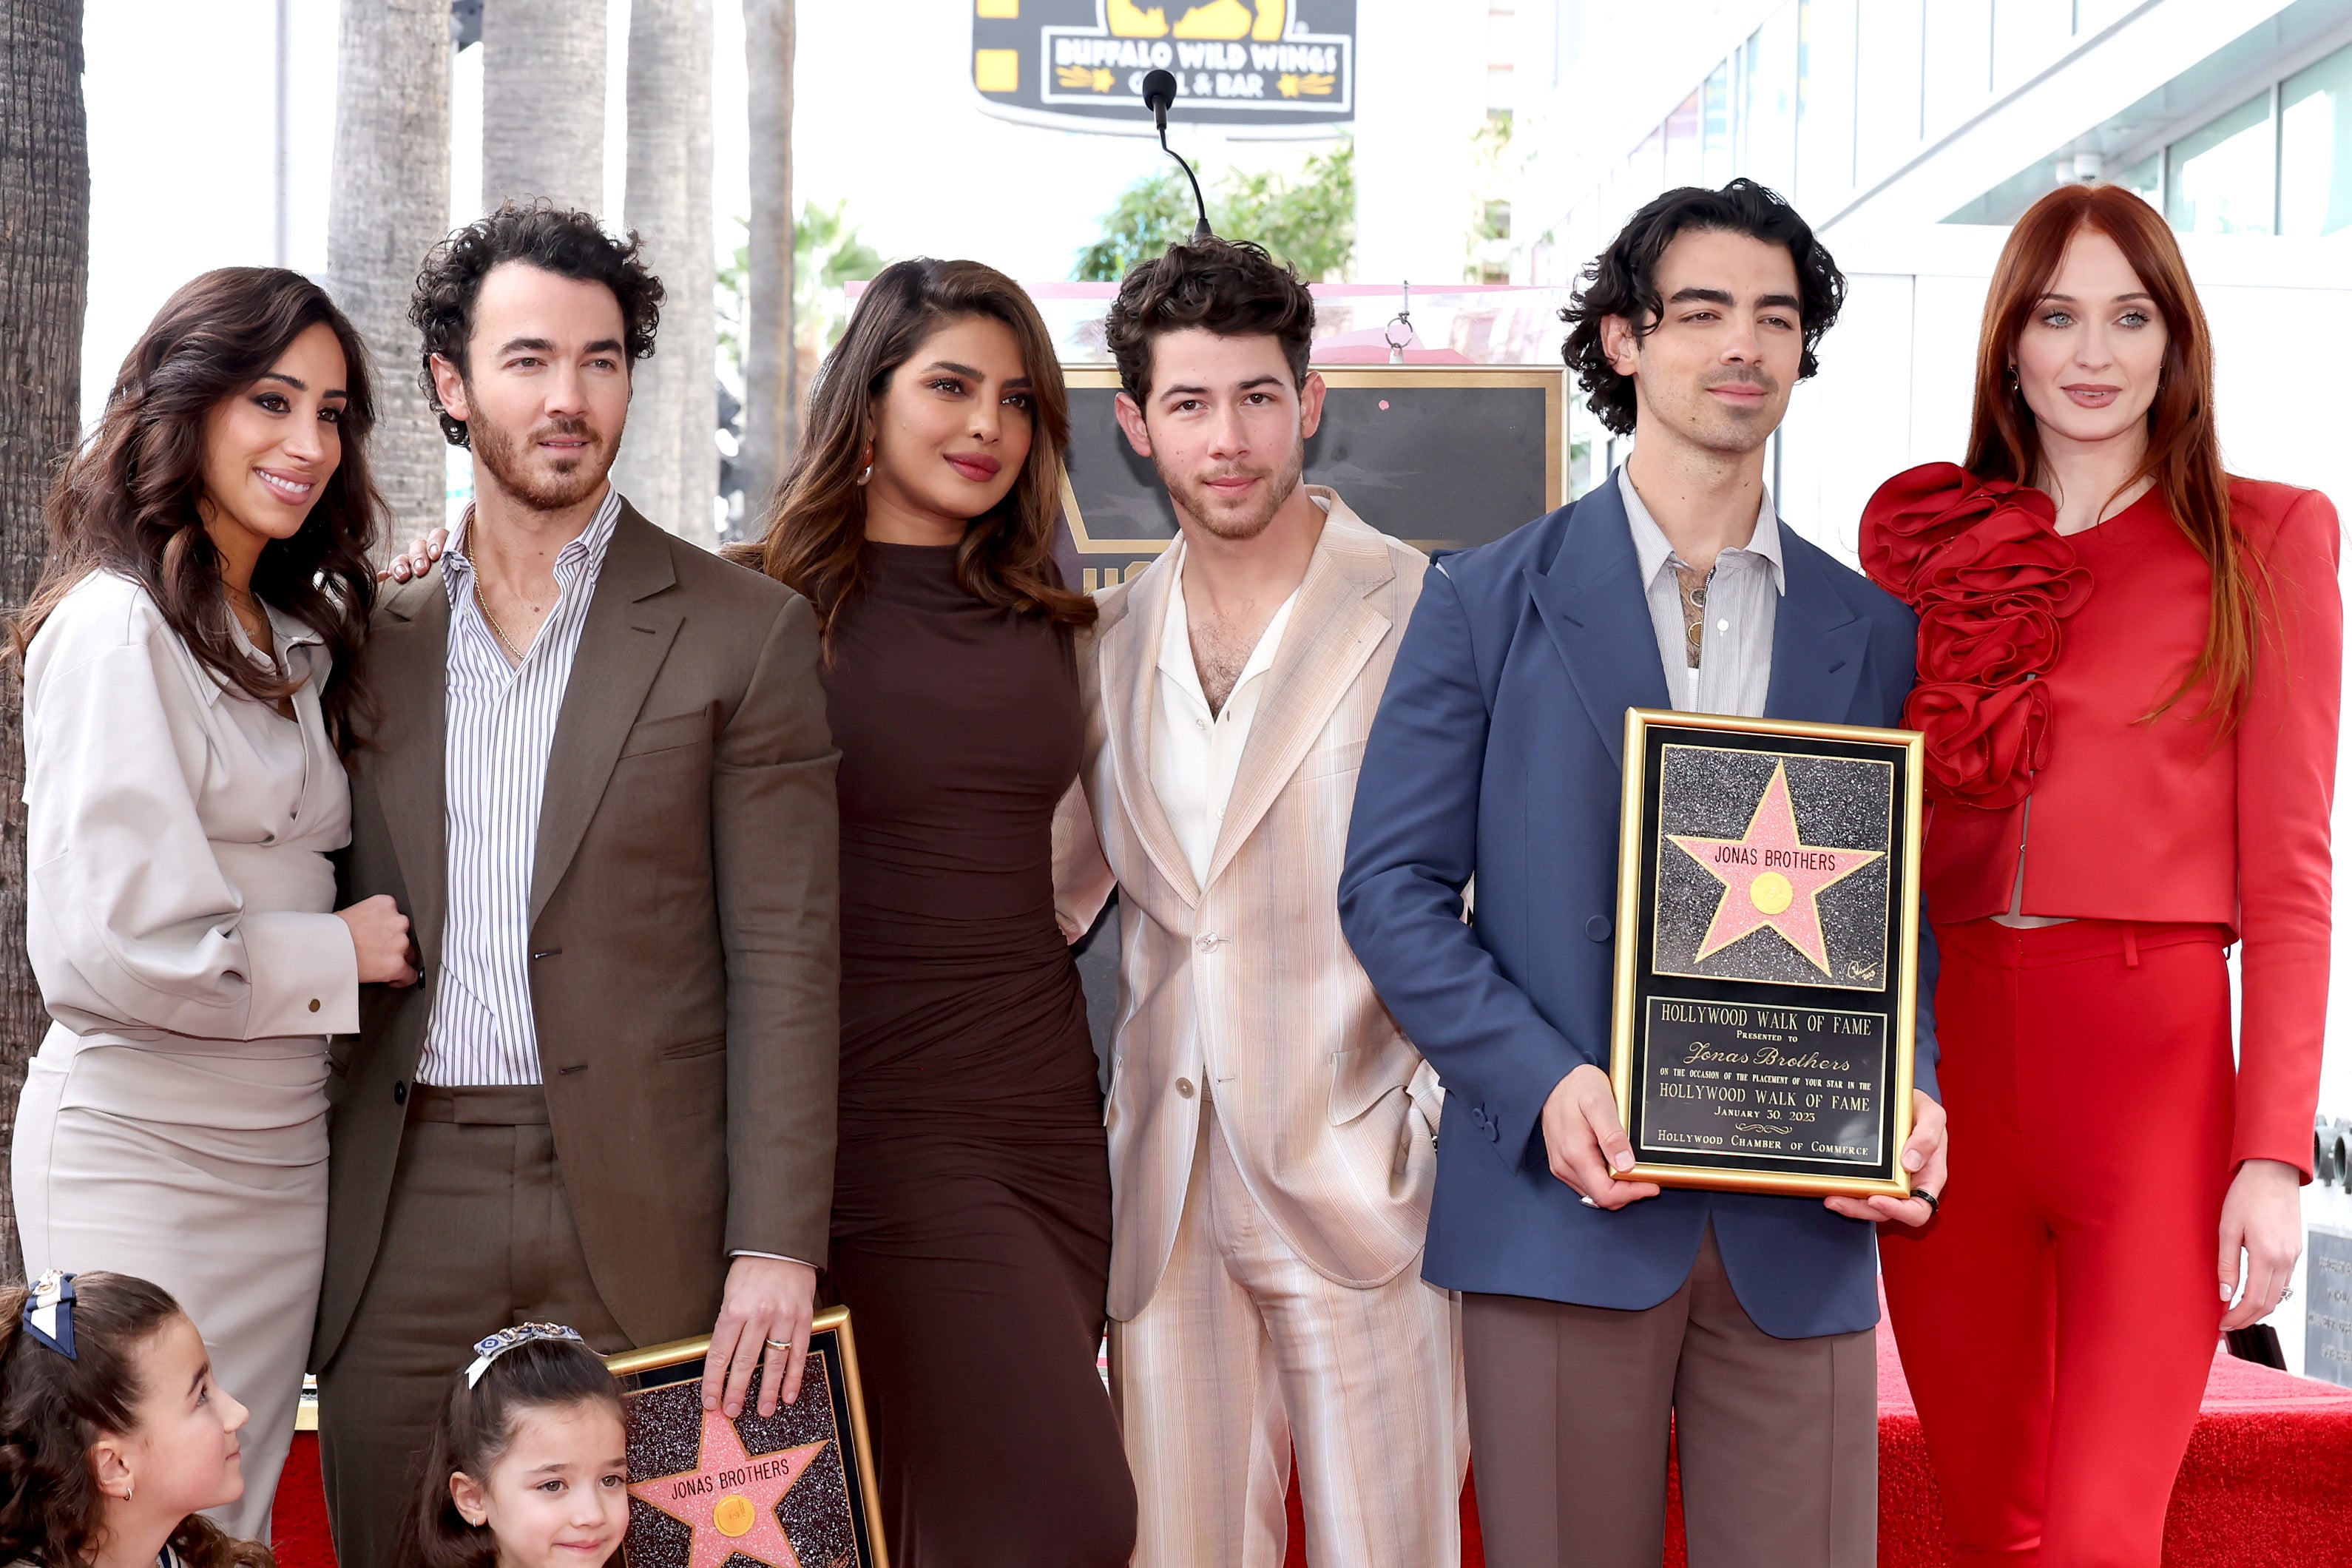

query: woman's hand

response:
[376,527,449,584]
[2220,1157,2302,1330]
[336,894,419,987]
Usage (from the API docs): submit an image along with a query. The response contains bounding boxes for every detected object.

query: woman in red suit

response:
[1861,182,2337,1566]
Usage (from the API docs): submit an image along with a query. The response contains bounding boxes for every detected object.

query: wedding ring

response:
[764,1338,794,1352]
[2280,1287,2294,1304]
[1913,1188,1941,1216]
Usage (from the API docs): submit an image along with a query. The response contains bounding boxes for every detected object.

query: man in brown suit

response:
[314,204,839,1568]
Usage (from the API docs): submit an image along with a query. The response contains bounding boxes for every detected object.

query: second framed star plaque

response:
[607,1306,888,1568]
[1610,709,1924,1199]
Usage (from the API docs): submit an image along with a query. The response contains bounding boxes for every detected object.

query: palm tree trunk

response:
[328,0,450,545]
[737,0,794,524]
[481,0,606,214]
[614,0,717,547]
[0,0,89,1281]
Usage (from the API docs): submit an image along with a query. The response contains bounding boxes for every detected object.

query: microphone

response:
[1140,67,1213,243]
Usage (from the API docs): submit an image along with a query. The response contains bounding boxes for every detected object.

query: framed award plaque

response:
[1609,709,1924,1199]
[607,1306,889,1568]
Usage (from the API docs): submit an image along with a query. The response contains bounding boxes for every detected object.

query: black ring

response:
[1913,1188,1941,1216]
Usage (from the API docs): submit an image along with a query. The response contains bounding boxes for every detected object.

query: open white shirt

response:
[1149,538,1302,885]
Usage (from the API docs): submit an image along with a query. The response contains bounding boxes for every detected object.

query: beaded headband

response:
[464,1322,586,1388]
[21,1271,77,1360]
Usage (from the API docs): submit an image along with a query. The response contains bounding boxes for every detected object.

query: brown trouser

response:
[317,1087,629,1568]
[1462,1226,1876,1568]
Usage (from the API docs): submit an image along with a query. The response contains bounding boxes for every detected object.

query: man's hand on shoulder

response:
[1541,1063,1660,1209]
[701,1254,819,1419]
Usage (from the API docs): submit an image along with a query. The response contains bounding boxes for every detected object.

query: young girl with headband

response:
[0,1271,261,1568]
[403,1325,629,1568]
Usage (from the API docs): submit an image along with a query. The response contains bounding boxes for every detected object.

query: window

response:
[1702,62,1733,187]
[1853,0,1923,183]
[2281,41,2352,237]
[1796,0,1857,206]
[1923,0,1993,138]
[1665,90,1702,190]
[1742,5,1799,198]
[2115,150,2160,209]
[2166,91,2275,235]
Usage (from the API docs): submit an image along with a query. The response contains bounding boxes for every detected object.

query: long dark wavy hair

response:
[1967,182,2255,724]
[10,267,382,746]
[0,1273,272,1568]
[402,1336,625,1568]
[731,258,1094,646]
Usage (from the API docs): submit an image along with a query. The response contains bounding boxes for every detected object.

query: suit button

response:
[392,1081,408,1105]
[308,998,321,1012]
[1586,915,1612,942]
[1177,1078,1195,1098]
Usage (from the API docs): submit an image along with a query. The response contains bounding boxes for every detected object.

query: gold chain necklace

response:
[474,583,529,663]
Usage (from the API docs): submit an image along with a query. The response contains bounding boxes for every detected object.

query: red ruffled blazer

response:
[1861,464,2341,1176]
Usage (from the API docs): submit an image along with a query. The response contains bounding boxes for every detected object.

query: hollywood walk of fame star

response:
[1666,760,1882,976]
[627,1405,828,1568]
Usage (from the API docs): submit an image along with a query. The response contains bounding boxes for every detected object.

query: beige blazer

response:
[1057,489,1439,1322]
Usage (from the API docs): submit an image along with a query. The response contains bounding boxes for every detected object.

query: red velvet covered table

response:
[271,1322,2352,1567]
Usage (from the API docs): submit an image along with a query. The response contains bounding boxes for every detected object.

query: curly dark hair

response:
[410,200,664,447]
[0,1272,272,1568]
[1561,178,1845,436]
[11,267,380,748]
[1104,237,1315,405]
[402,1334,625,1568]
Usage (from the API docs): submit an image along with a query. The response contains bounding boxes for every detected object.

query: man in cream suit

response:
[1055,237,1465,1568]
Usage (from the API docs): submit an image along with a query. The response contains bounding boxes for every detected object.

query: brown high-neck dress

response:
[822,541,1135,1567]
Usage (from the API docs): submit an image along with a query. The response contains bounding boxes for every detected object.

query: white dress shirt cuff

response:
[241,909,362,1038]
[729,1249,816,1269]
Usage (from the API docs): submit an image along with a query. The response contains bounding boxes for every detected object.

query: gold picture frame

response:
[1609,708,1924,1200]
[606,1305,889,1568]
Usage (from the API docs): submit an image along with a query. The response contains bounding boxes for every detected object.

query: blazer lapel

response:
[1764,538,1870,725]
[1100,550,1203,907]
[1201,503,1390,890]
[1525,478,1672,768]
[530,506,683,923]
[366,580,452,971]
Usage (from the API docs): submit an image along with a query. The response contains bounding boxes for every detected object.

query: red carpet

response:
[274,1325,2352,1567]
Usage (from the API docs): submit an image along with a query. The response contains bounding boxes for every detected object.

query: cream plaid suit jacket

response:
[1055,488,1442,1322]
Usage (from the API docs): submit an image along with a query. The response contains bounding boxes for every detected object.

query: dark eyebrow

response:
[922,359,984,379]
[2036,291,2153,305]
[1757,293,1801,311]
[1159,374,1282,401]
[1666,287,1735,307]
[496,337,555,356]
[258,371,322,394]
[584,339,626,356]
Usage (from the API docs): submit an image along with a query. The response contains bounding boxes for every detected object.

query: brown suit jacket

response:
[312,504,841,1368]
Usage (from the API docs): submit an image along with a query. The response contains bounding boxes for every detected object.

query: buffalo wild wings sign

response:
[972,0,1355,132]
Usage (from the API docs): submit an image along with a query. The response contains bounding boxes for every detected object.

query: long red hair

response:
[1966,182,2254,723]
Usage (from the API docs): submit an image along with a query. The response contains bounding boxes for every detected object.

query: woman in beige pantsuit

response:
[9,268,416,1541]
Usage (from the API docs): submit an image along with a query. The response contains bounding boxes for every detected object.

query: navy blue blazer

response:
[1337,474,1940,1339]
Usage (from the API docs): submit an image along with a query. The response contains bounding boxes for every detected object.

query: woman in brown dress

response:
[733,259,1135,1565]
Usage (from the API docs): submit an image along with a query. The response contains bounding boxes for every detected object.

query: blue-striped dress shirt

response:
[415,487,624,1087]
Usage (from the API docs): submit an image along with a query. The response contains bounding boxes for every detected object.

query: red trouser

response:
[1880,919,2234,1567]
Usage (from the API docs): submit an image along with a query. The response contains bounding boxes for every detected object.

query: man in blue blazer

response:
[1339,180,1949,1568]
